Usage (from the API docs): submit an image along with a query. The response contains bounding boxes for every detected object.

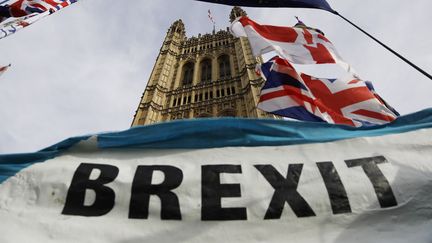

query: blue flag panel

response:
[195,0,336,13]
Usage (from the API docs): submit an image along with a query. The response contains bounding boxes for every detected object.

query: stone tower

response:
[132,7,277,126]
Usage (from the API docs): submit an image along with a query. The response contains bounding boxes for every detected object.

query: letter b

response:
[62,163,119,217]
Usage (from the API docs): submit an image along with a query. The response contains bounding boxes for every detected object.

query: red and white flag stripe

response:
[231,16,348,68]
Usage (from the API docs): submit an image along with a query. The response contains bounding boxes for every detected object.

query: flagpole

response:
[335,12,432,81]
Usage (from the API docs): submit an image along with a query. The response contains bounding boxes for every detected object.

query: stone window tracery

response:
[218,55,231,79]
[182,62,194,85]
[201,59,212,82]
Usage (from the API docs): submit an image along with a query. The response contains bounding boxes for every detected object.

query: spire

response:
[169,19,185,35]
[229,6,247,23]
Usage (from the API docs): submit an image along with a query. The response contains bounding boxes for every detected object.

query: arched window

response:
[182,62,194,85]
[200,59,212,82]
[218,55,231,79]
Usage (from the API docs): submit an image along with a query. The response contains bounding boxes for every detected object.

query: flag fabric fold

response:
[195,0,336,14]
[231,16,349,69]
[0,0,78,40]
[257,57,399,127]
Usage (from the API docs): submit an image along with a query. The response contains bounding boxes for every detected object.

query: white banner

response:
[1,121,432,242]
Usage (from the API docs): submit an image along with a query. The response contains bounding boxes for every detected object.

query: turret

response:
[229,6,247,23]
[168,19,185,35]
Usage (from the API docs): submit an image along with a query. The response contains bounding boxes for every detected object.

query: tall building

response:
[132,7,278,126]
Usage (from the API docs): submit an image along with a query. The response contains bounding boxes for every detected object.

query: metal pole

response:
[336,12,432,81]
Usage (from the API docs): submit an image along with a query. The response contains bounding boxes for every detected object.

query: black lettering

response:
[316,162,351,214]
[62,163,118,216]
[345,156,397,208]
[201,165,247,221]
[255,164,315,219]
[129,165,183,220]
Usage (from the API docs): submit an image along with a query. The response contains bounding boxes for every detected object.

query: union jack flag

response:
[6,0,78,17]
[257,57,399,127]
[1,0,79,40]
[231,16,349,70]
[208,9,215,24]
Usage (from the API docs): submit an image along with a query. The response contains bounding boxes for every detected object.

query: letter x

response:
[255,164,315,219]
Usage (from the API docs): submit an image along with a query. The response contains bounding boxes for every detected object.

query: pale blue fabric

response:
[2,108,432,183]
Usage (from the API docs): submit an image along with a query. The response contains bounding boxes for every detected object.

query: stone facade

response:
[131,7,278,126]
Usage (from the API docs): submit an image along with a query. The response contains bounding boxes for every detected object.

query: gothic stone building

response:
[132,7,276,126]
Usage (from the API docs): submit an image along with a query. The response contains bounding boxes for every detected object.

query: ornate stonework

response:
[229,6,247,23]
[131,7,279,126]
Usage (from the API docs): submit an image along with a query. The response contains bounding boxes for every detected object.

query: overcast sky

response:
[0,0,431,154]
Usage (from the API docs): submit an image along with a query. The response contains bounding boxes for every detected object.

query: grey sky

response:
[0,0,431,153]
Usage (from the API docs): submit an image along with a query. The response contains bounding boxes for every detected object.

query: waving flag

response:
[231,16,349,69]
[0,0,79,40]
[0,63,11,76]
[195,0,336,14]
[257,57,398,127]
[208,9,215,24]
